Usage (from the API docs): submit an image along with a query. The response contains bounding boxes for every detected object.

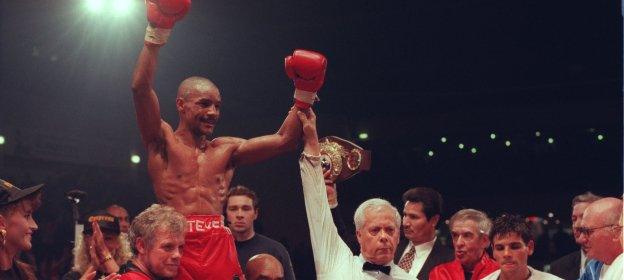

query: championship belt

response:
[320,136,371,182]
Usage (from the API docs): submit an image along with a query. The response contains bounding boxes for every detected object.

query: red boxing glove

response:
[284,49,327,109]
[144,0,191,45]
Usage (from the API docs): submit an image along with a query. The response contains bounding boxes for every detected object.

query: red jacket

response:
[429,252,499,280]
[119,271,152,280]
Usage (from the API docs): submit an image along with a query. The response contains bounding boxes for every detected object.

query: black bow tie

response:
[362,262,391,275]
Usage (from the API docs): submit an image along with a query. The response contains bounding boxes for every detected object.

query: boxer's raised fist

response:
[146,0,190,29]
[285,49,327,109]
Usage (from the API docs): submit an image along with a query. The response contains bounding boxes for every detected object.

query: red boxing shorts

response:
[175,215,244,280]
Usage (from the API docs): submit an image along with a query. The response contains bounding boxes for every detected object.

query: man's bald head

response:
[177,76,219,100]
[581,197,623,264]
[584,197,623,227]
[245,254,284,280]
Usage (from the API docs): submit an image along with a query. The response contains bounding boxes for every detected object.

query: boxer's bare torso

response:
[147,122,245,215]
[132,46,301,217]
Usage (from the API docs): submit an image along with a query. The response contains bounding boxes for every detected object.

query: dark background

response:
[0,0,622,278]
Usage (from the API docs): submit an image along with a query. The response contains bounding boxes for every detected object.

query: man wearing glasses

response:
[578,197,622,280]
[549,192,602,280]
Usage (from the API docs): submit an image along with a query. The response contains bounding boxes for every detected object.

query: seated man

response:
[225,185,295,280]
[429,209,499,280]
[246,254,284,280]
[578,197,622,280]
[481,214,562,280]
[297,109,414,279]
[120,204,186,280]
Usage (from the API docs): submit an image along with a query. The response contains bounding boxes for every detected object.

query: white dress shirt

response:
[601,253,623,280]
[480,266,564,280]
[299,154,416,280]
[399,237,437,277]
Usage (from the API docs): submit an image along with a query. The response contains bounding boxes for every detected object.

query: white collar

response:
[408,236,437,253]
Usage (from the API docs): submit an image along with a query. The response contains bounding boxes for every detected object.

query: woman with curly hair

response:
[0,179,44,280]
[63,210,133,280]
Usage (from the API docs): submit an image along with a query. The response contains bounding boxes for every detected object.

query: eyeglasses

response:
[576,224,622,237]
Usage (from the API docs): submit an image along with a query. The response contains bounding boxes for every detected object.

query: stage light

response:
[547,212,554,218]
[131,154,141,164]
[458,143,464,150]
[535,131,541,137]
[505,140,511,147]
[440,137,447,143]
[470,147,477,154]
[428,150,434,157]
[358,132,368,140]
[547,137,554,144]
[490,133,496,140]
[0,135,4,145]
[597,134,604,141]
[112,0,133,15]
[86,0,105,13]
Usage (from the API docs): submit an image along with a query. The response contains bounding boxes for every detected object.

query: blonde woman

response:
[63,210,132,280]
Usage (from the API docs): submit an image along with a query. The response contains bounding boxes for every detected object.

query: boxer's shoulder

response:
[210,136,245,147]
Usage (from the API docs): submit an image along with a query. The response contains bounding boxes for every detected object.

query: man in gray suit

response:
[395,187,454,279]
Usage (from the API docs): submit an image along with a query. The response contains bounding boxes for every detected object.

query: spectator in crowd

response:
[481,214,562,280]
[578,197,622,280]
[396,187,454,279]
[549,191,602,280]
[0,179,44,280]
[429,209,499,280]
[120,204,186,280]
[107,205,131,234]
[62,210,132,280]
[246,254,284,280]
[225,185,296,280]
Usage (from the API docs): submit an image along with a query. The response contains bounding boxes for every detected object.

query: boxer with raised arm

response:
[131,1,327,279]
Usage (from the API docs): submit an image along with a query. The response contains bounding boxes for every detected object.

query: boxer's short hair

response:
[490,214,533,244]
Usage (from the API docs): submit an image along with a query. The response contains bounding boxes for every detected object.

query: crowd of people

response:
[0,0,621,279]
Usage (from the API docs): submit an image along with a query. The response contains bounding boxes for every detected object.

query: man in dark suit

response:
[395,187,454,279]
[549,191,602,280]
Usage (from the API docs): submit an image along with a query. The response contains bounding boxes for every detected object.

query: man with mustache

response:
[429,209,499,280]
[549,192,602,280]
[395,187,454,279]
[132,0,326,279]
[481,214,562,280]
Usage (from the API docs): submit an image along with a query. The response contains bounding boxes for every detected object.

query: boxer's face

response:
[178,89,221,136]
[450,220,490,270]
[402,201,438,244]
[226,195,258,234]
[356,208,399,265]
[141,229,184,278]
[492,233,533,276]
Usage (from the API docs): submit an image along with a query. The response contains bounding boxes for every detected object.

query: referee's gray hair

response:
[353,198,401,231]
[449,208,493,236]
